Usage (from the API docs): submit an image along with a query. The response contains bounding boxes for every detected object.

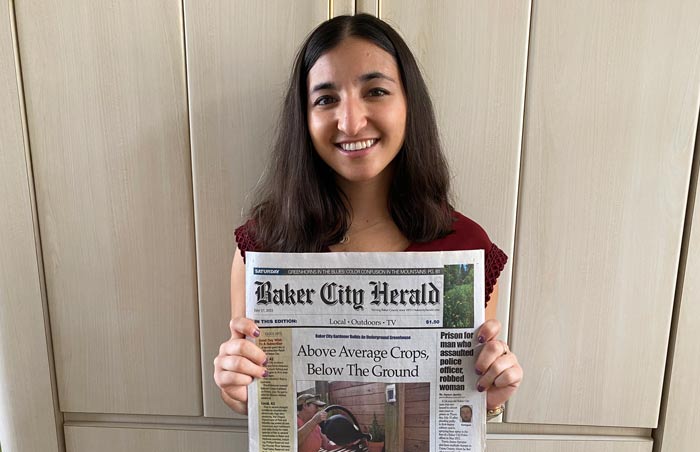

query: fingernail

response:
[262,358,268,366]
[475,368,482,376]
[477,385,485,392]
[262,370,268,378]
[478,336,485,343]
[253,329,260,338]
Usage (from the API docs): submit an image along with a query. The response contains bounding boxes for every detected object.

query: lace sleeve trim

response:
[485,243,508,305]
[234,223,256,264]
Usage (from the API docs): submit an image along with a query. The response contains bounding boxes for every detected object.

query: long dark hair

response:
[249,14,453,252]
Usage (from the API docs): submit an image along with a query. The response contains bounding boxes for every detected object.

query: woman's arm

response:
[297,411,327,446]
[485,283,499,321]
[231,248,246,318]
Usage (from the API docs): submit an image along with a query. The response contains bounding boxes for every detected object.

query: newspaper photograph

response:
[246,251,486,452]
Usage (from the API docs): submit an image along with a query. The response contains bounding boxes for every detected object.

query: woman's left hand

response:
[475,319,523,410]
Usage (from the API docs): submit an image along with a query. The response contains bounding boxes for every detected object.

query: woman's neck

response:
[341,177,393,228]
[332,168,409,252]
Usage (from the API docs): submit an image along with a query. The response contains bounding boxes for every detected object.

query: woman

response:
[214,14,522,418]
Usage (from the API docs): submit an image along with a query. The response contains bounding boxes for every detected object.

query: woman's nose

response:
[337,97,367,136]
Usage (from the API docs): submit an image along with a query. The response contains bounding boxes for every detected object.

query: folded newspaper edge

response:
[246,251,486,452]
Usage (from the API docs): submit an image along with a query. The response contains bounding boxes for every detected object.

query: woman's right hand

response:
[213,317,268,414]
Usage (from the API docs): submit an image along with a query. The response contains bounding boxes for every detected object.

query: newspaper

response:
[246,251,486,452]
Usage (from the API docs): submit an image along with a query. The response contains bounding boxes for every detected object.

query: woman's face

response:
[306,37,407,185]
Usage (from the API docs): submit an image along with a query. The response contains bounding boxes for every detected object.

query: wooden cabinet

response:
[14,0,201,415]
[356,0,378,16]
[655,149,700,450]
[183,0,329,419]
[381,0,530,336]
[332,0,355,16]
[0,3,62,451]
[508,0,700,427]
[65,426,246,452]
[488,438,652,452]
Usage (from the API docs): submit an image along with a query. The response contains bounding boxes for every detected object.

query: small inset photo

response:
[459,405,472,423]
[442,264,475,328]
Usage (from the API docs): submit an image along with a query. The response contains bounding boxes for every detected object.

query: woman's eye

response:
[313,95,336,106]
[368,88,389,97]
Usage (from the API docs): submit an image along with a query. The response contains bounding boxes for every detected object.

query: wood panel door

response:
[65,426,246,452]
[356,0,378,16]
[488,437,652,452]
[184,0,329,418]
[15,0,200,415]
[381,0,531,335]
[655,150,700,449]
[509,0,700,427]
[0,2,62,450]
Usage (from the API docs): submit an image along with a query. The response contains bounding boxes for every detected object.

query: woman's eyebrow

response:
[310,82,336,93]
[359,71,396,83]
[310,71,396,94]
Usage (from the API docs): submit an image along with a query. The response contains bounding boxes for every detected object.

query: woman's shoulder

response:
[407,210,493,252]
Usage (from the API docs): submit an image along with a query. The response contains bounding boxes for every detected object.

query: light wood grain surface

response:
[488,437,652,452]
[332,0,354,17]
[509,0,700,427]
[381,0,531,339]
[0,3,62,451]
[62,410,651,437]
[655,126,700,448]
[62,427,652,452]
[184,0,328,418]
[65,425,246,452]
[356,0,378,16]
[15,0,200,415]
[488,422,650,437]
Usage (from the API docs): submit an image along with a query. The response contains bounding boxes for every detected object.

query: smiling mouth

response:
[336,139,379,152]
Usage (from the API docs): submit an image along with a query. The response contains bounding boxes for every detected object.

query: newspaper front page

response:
[246,251,486,452]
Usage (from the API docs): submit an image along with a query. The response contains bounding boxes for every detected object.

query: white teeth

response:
[340,139,376,151]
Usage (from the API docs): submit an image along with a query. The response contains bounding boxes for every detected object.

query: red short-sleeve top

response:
[234,211,507,305]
